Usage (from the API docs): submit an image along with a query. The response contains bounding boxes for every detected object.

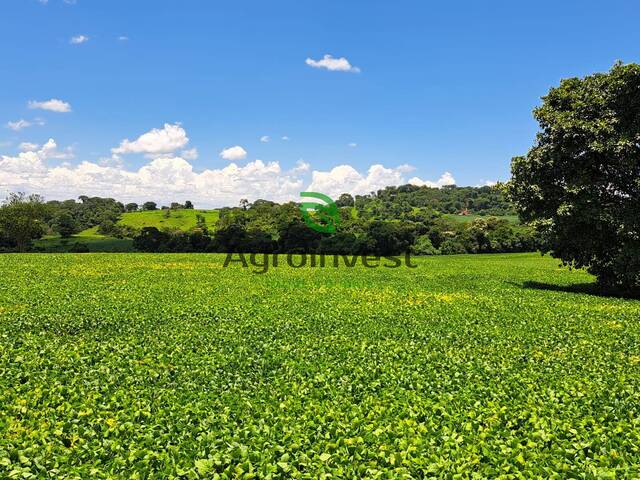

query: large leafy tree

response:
[509,62,640,292]
[0,193,49,251]
[53,211,77,238]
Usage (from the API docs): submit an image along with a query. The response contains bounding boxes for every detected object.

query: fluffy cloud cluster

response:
[0,139,74,188]
[0,136,455,207]
[306,54,360,73]
[219,145,247,161]
[112,123,188,156]
[0,154,302,207]
[28,99,72,113]
[308,164,419,199]
[408,172,456,188]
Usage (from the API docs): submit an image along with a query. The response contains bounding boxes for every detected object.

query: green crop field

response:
[1,253,639,478]
[118,209,220,231]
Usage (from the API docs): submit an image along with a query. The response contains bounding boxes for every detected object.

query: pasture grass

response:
[34,228,133,253]
[118,209,220,231]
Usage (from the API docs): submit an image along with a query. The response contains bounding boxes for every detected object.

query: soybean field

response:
[1,253,639,478]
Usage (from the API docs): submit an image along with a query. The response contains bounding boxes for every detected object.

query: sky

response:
[1,0,639,207]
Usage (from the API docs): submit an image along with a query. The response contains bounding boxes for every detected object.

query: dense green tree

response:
[364,220,416,256]
[0,193,48,251]
[184,200,194,209]
[244,230,277,253]
[509,62,640,292]
[278,220,322,253]
[142,202,158,211]
[411,235,438,255]
[335,193,355,208]
[45,197,124,232]
[53,211,77,238]
[212,224,248,253]
[132,227,170,252]
[318,232,360,255]
[125,203,139,212]
[439,238,467,255]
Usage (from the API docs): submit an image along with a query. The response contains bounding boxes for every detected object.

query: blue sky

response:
[1,0,639,206]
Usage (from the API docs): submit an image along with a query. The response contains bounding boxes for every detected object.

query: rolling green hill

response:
[118,209,219,231]
[34,227,133,252]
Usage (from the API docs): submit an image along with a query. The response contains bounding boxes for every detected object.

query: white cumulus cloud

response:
[19,142,40,152]
[180,148,198,160]
[112,123,189,156]
[0,148,305,208]
[28,99,72,113]
[308,164,407,198]
[408,172,456,188]
[306,54,360,73]
[0,139,73,182]
[260,135,270,143]
[0,127,458,208]
[308,165,454,198]
[70,35,89,45]
[219,145,247,161]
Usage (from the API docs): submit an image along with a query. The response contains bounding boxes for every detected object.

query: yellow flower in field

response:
[436,294,455,303]
[0,304,26,315]
[434,292,471,303]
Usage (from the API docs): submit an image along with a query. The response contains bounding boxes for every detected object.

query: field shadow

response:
[517,281,640,300]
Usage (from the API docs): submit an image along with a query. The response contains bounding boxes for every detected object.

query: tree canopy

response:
[0,193,48,252]
[509,62,640,293]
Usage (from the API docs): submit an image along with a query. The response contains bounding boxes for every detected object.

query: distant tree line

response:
[133,214,537,255]
[133,187,535,255]
[346,184,515,218]
[0,185,537,255]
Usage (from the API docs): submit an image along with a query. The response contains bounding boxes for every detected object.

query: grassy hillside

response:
[443,213,520,224]
[118,208,219,231]
[34,227,133,252]
[36,210,219,252]
[1,253,639,477]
